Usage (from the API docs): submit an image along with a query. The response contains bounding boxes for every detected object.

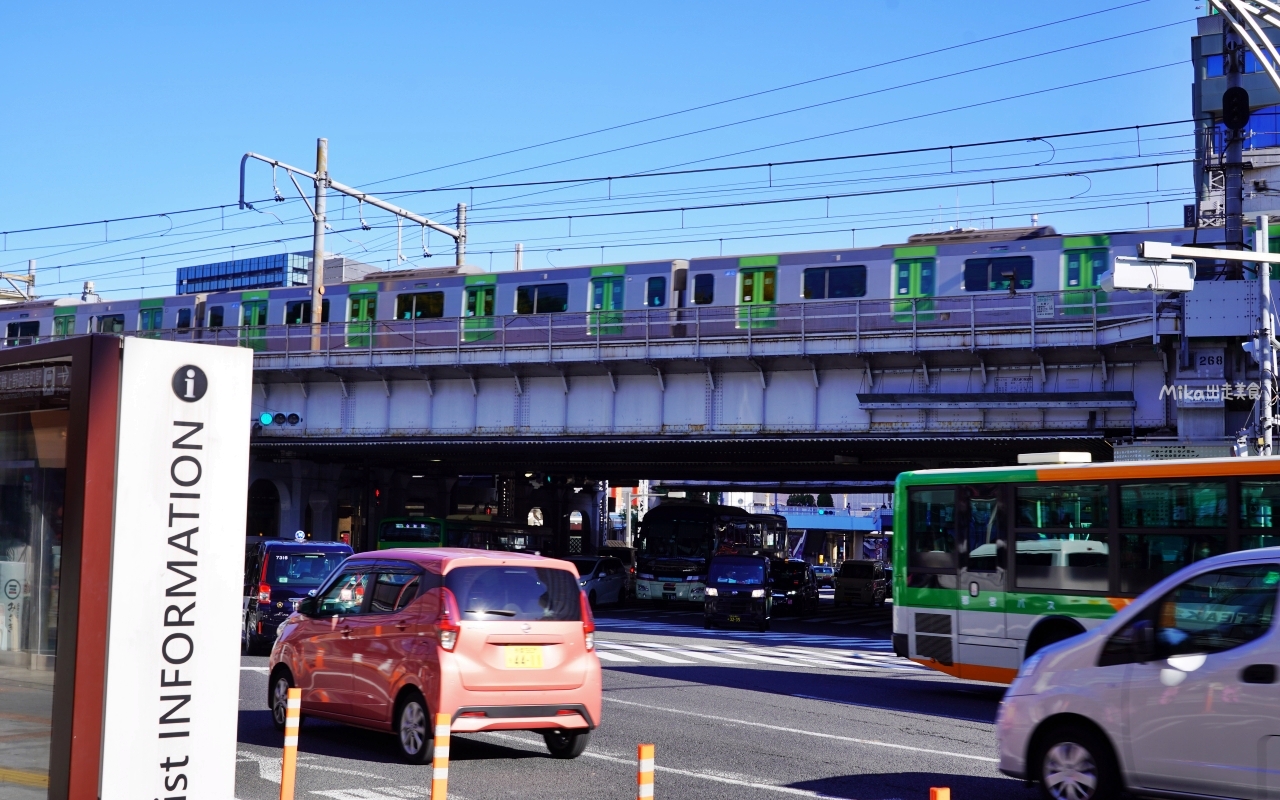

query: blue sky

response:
[0,0,1199,297]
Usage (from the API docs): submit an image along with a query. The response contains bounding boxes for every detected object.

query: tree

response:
[817,493,834,508]
[786,494,815,507]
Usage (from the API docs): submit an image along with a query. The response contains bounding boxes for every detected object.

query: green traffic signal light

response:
[258,412,274,426]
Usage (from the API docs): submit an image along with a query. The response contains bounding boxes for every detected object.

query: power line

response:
[409,18,1193,194]
[465,160,1193,227]
[357,0,1156,189]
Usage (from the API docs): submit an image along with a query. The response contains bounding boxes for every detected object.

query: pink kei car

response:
[267,548,602,761]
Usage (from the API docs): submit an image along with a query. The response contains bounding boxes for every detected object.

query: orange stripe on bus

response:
[1036,458,1280,482]
[912,659,1019,685]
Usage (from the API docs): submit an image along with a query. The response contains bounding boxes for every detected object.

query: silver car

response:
[567,556,627,608]
[999,547,1280,800]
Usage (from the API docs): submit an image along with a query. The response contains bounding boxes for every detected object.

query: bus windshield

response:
[380,519,443,546]
[637,519,713,559]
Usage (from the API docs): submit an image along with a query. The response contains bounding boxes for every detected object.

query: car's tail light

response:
[580,590,595,651]
[258,583,271,604]
[438,588,462,651]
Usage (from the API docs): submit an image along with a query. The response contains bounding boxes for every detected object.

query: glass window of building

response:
[0,356,70,793]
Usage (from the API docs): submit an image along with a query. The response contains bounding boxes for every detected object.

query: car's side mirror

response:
[298,596,318,616]
[1132,619,1156,663]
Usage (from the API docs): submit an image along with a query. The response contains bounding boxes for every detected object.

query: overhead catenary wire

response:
[356,0,1159,190]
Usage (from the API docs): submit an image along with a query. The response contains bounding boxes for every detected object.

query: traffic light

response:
[1224,86,1251,132]
[257,411,302,426]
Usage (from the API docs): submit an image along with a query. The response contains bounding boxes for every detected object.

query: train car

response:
[0,223,1230,352]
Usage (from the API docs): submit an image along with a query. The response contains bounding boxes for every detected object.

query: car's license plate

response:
[728,615,741,623]
[663,583,676,590]
[504,646,543,669]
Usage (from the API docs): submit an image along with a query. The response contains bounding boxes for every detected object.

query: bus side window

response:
[908,488,956,569]
[961,486,1004,572]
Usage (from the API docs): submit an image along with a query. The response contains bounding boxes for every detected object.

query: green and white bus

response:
[892,456,1280,683]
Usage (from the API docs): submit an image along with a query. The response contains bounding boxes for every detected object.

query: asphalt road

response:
[235,594,1035,800]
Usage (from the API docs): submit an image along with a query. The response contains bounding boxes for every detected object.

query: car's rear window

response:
[840,562,875,579]
[445,565,582,621]
[774,562,807,578]
[709,558,765,585]
[265,551,348,586]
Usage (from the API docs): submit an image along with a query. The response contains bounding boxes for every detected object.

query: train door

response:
[138,300,164,339]
[240,293,269,351]
[589,271,624,336]
[52,311,75,339]
[737,256,777,329]
[1062,236,1109,316]
[463,282,496,342]
[346,290,377,348]
[892,247,936,323]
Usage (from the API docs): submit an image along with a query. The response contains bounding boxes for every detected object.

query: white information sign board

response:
[99,338,252,800]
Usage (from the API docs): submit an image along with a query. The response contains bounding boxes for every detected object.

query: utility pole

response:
[456,203,467,266]
[1225,22,1246,252]
[241,141,468,347]
[1259,214,1274,455]
[310,138,328,351]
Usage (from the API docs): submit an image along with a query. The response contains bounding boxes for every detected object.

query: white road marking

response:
[476,732,863,798]
[595,643,695,664]
[625,641,747,664]
[595,650,640,662]
[602,697,999,763]
[241,666,269,672]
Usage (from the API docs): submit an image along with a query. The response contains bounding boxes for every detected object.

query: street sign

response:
[1101,256,1196,292]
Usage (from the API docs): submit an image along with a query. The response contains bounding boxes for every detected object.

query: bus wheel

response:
[1026,618,1087,659]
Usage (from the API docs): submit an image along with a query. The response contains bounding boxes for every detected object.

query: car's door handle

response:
[395,622,410,631]
[340,627,353,638]
[1241,664,1277,684]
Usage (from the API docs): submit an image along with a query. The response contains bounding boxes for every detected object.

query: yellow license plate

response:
[728,615,741,623]
[504,646,544,669]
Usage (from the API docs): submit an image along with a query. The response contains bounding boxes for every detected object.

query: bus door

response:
[957,485,1006,639]
[1062,236,1109,316]
[737,259,777,329]
[893,254,936,323]
[589,274,624,336]
[347,291,377,348]
[240,296,269,351]
[463,284,496,342]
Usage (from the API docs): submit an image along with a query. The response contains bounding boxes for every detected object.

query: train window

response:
[97,315,125,334]
[516,283,569,314]
[208,306,225,328]
[395,292,444,320]
[896,264,912,295]
[5,321,38,345]
[803,266,866,299]
[963,257,1034,292]
[285,300,330,324]
[139,308,163,332]
[646,277,667,307]
[692,273,715,305]
[176,309,192,329]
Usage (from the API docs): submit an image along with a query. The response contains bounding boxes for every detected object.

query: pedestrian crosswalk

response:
[594,637,923,672]
[593,617,893,651]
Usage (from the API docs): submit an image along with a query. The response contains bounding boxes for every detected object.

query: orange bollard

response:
[637,743,655,800]
[432,713,451,799]
[279,688,301,800]
[930,788,951,800]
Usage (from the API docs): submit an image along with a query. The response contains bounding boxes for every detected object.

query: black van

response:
[243,539,352,654]
[703,554,772,631]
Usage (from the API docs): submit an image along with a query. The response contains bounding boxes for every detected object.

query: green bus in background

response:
[377,515,555,555]
[892,455,1280,684]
